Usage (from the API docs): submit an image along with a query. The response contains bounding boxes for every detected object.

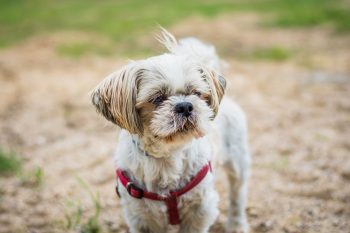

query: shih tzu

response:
[91,30,250,233]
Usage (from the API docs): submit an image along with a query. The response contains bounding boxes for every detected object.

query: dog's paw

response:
[226,220,249,233]
[226,227,249,233]
[227,229,248,233]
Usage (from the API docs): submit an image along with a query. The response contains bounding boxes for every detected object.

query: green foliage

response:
[56,42,113,58]
[0,0,349,55]
[18,166,45,187]
[0,147,45,186]
[77,177,101,233]
[259,0,350,31]
[0,148,21,176]
[0,0,235,48]
[63,199,83,230]
[34,166,44,185]
[81,216,101,233]
[243,47,293,61]
[62,177,102,232]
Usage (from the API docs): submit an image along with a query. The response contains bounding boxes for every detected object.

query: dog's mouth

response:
[162,129,204,143]
[161,116,205,141]
[149,101,210,141]
[181,127,205,138]
[177,117,200,133]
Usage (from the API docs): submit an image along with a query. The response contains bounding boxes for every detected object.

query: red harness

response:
[116,162,212,225]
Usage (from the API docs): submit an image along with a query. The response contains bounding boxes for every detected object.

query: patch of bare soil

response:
[0,14,349,233]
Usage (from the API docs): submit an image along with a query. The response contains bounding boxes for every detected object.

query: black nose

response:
[175,102,193,117]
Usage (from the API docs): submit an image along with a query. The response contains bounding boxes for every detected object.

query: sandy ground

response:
[0,14,349,233]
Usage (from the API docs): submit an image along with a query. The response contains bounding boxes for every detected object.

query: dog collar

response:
[115,161,212,225]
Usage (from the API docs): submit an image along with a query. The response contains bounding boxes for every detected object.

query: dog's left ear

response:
[91,62,144,135]
[203,69,226,117]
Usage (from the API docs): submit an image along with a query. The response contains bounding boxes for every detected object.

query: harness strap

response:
[165,197,180,225]
[116,161,212,225]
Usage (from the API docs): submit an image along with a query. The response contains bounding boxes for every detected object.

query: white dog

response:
[91,30,250,233]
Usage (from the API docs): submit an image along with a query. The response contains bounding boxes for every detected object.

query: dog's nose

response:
[175,102,193,117]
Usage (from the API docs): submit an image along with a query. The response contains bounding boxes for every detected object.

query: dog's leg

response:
[179,223,210,233]
[223,160,249,233]
[128,226,151,233]
[221,132,250,233]
[123,203,166,233]
[127,218,164,233]
[216,101,251,233]
[179,216,215,233]
[178,192,219,233]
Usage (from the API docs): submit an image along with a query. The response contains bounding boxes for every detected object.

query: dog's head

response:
[91,34,226,146]
[91,56,225,142]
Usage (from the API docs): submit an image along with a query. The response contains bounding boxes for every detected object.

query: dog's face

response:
[91,54,225,145]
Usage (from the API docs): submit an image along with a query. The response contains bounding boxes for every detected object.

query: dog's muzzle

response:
[175,101,193,117]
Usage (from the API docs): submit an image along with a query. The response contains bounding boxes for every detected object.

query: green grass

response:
[63,199,83,230]
[0,0,235,48]
[18,166,45,187]
[56,42,113,58]
[0,0,349,55]
[0,147,45,187]
[63,177,102,232]
[242,47,293,61]
[0,148,21,176]
[79,179,101,233]
[261,0,350,31]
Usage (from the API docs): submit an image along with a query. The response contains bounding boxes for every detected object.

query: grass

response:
[63,177,101,232]
[79,179,101,233]
[0,0,349,56]
[56,42,113,58]
[0,148,21,176]
[63,199,83,230]
[18,166,45,187]
[0,0,234,49]
[0,147,45,187]
[241,47,293,61]
[262,0,350,31]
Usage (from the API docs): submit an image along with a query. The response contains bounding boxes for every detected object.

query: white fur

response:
[95,31,250,233]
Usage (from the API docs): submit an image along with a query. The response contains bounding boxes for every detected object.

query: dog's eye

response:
[151,95,166,105]
[193,91,201,97]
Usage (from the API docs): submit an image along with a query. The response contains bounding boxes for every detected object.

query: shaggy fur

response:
[91,30,250,233]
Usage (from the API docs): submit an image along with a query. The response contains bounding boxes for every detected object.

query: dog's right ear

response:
[200,67,226,118]
[91,62,144,135]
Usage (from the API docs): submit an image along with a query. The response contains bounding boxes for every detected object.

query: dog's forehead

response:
[145,54,201,92]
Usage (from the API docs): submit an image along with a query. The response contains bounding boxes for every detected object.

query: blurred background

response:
[0,0,349,232]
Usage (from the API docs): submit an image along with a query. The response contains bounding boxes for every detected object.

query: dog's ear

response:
[202,68,226,117]
[91,62,144,135]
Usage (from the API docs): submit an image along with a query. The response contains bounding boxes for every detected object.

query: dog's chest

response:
[143,158,192,194]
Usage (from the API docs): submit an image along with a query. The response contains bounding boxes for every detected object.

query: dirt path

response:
[0,14,349,233]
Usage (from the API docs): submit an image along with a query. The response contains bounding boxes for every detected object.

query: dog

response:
[91,30,250,233]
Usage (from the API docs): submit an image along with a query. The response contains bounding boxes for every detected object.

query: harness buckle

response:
[126,182,144,199]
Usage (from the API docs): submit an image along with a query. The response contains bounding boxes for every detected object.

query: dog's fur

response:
[91,30,250,233]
